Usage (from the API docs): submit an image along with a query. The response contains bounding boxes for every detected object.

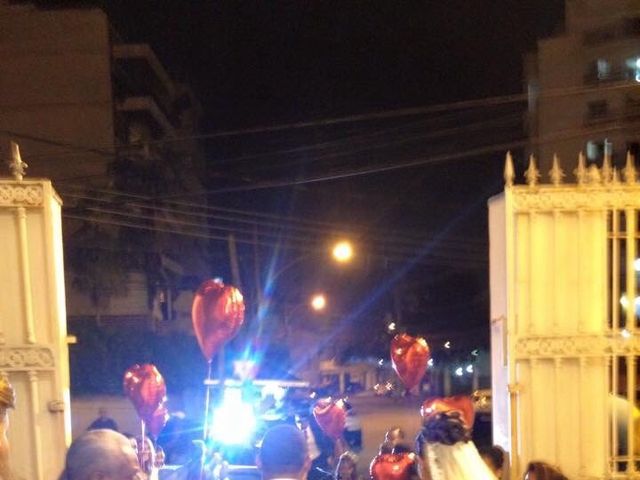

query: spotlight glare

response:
[310,294,327,311]
[210,388,256,445]
[332,241,354,263]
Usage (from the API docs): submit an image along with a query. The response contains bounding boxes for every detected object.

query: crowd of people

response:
[54,395,571,480]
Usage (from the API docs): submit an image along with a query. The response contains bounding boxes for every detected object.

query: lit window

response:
[597,59,611,79]
[586,140,602,161]
[624,57,640,82]
[585,139,612,161]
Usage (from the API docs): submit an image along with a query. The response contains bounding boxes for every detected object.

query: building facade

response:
[0,2,209,333]
[527,0,640,174]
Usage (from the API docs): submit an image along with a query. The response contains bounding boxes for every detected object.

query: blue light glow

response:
[210,388,256,445]
[261,383,286,402]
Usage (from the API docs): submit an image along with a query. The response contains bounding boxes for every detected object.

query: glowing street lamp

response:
[332,240,354,263]
[310,294,327,312]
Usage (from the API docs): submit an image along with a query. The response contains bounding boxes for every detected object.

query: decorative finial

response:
[504,151,514,187]
[8,142,27,181]
[549,154,564,186]
[612,167,620,184]
[588,163,601,184]
[525,154,540,187]
[574,151,587,185]
[601,151,613,183]
[623,151,637,184]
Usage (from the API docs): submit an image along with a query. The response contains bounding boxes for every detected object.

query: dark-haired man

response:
[58,429,144,480]
[259,424,310,480]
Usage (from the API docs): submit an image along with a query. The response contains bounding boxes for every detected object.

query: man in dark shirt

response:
[88,407,118,431]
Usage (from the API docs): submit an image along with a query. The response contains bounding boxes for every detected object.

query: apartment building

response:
[0,2,209,330]
[526,0,640,173]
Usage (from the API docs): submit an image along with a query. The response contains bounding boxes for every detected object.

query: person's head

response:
[259,425,310,480]
[523,461,568,480]
[392,442,413,455]
[294,412,311,430]
[379,441,394,455]
[479,446,505,478]
[335,452,358,480]
[58,429,143,480]
[384,427,405,446]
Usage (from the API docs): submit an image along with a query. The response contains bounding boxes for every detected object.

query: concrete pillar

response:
[0,152,71,479]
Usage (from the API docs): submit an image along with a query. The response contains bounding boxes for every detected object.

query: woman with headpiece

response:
[415,396,497,480]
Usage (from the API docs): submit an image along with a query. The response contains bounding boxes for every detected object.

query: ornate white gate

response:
[489,152,640,479]
[0,143,71,479]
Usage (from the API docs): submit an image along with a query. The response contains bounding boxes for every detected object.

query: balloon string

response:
[201,361,213,480]
[203,360,213,441]
[140,419,146,470]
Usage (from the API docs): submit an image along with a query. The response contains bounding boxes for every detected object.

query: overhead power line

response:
[158,119,636,199]
[59,186,486,249]
[2,79,638,159]
[63,213,485,269]
[66,201,486,261]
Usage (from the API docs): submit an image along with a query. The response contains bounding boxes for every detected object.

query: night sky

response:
[40,0,564,344]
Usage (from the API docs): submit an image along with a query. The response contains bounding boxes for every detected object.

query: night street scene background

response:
[4,0,629,477]
[18,0,563,391]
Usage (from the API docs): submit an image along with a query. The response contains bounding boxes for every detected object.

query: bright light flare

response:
[620,294,640,314]
[387,322,396,332]
[210,388,256,445]
[332,241,354,263]
[310,294,327,311]
[261,384,286,402]
[444,341,451,349]
[454,367,463,377]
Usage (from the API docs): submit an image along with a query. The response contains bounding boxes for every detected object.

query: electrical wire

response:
[54,115,638,253]
[68,203,487,263]
[3,79,638,161]
[60,189,486,252]
[156,118,640,198]
[63,213,484,268]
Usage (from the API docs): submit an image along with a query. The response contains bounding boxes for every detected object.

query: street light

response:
[332,240,354,263]
[310,293,327,312]
[269,241,355,284]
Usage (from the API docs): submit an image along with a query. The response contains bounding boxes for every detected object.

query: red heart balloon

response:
[191,279,245,362]
[390,334,430,391]
[312,398,346,440]
[370,453,416,480]
[146,404,169,438]
[123,364,166,423]
[421,395,475,430]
